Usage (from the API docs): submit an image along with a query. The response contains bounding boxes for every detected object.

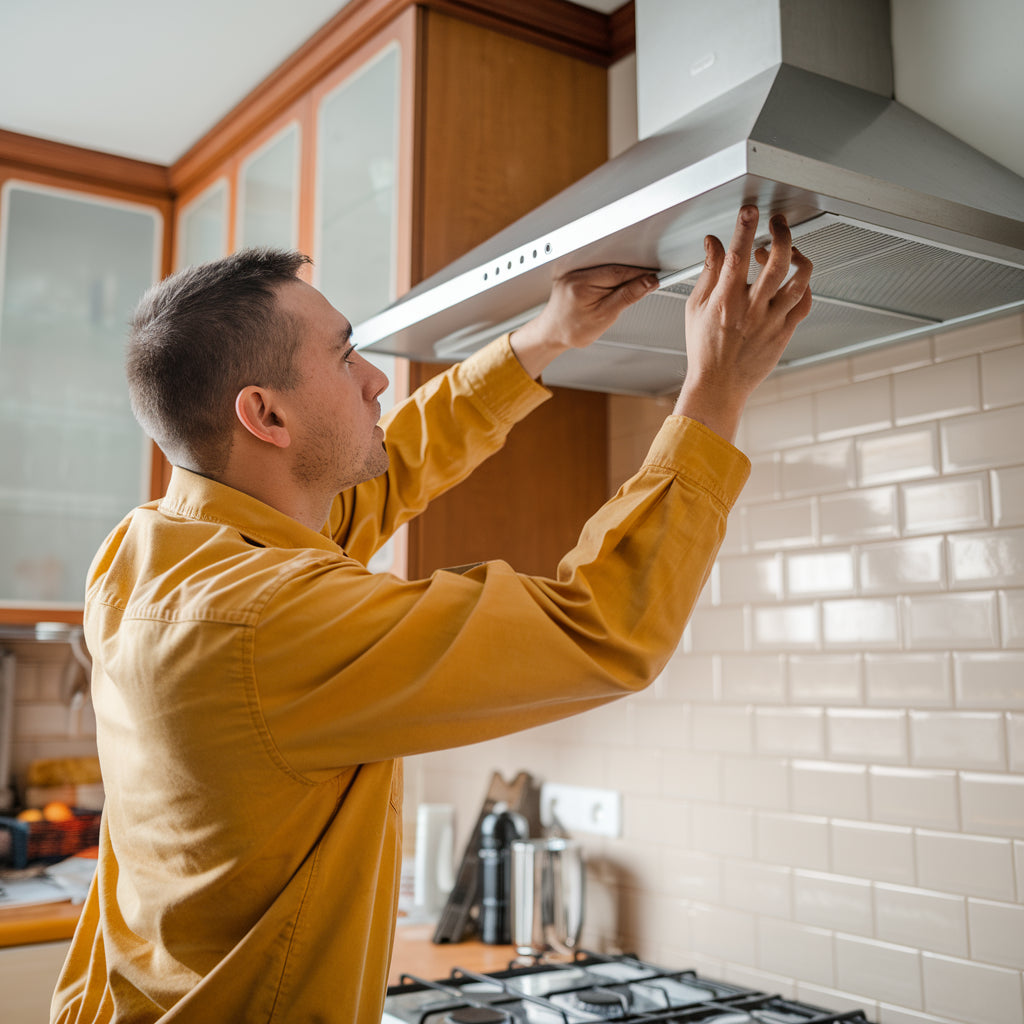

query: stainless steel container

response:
[510,837,584,957]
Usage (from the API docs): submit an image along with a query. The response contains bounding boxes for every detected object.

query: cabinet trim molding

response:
[169,0,632,195]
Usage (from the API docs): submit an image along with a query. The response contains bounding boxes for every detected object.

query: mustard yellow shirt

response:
[52,336,749,1023]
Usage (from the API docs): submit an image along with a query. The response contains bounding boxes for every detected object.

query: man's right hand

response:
[675,206,813,442]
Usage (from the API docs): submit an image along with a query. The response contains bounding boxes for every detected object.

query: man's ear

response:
[235,387,291,448]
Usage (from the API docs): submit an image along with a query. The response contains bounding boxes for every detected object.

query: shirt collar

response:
[159,466,341,553]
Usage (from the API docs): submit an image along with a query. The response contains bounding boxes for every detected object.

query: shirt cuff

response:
[457,334,552,429]
[643,415,752,512]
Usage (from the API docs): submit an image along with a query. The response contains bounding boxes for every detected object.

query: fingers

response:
[689,233,725,305]
[750,215,796,299]
[719,205,760,294]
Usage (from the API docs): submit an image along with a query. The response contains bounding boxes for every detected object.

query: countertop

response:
[0,903,517,983]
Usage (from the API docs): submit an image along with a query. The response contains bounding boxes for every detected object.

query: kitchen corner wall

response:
[3,640,98,793]
[414,310,1024,1024]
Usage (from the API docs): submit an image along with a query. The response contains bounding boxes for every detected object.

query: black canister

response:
[478,808,527,944]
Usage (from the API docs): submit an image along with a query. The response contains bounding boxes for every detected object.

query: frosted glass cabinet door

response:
[0,182,161,608]
[238,123,300,251]
[176,179,228,269]
[316,44,402,574]
[316,43,400,328]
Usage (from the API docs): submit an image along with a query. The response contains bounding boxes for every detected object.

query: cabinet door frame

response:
[0,174,167,622]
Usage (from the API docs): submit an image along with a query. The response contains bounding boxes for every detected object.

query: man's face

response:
[274,279,390,493]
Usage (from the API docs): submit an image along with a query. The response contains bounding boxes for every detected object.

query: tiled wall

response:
[1,639,98,804]
[415,310,1024,1024]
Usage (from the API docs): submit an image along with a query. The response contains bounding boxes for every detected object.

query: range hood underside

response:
[355,66,1024,396]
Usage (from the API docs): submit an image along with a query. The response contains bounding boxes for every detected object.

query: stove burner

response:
[574,986,628,1016]
[444,1009,511,1024]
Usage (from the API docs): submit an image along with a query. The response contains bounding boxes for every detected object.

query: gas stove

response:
[383,951,874,1024]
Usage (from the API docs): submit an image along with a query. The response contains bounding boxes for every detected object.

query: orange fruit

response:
[17,808,44,822]
[42,801,74,822]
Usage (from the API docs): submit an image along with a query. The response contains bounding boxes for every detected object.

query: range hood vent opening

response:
[354,0,1024,395]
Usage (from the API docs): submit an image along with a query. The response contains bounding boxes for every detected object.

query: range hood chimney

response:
[355,0,1024,395]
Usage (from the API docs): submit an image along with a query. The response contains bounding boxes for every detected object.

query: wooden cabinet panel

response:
[406,11,610,578]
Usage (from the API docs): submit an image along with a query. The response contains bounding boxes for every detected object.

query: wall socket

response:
[539,782,622,838]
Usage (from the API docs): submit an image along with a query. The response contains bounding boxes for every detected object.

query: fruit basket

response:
[0,809,102,868]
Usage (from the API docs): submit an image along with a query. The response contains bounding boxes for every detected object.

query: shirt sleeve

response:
[326,335,550,562]
[254,415,751,778]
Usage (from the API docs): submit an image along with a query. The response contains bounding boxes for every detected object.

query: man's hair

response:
[126,248,312,475]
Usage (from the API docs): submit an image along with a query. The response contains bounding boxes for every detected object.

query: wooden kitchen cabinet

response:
[0,0,631,623]
[0,937,71,1022]
[169,1,617,579]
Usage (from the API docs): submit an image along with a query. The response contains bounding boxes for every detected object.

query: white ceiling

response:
[0,0,625,166]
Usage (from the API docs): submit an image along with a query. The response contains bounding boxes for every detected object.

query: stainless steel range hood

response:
[354,0,1024,396]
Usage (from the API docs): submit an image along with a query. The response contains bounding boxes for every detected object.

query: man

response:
[52,206,811,1022]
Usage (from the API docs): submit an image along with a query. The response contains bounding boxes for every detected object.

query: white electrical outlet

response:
[540,782,622,838]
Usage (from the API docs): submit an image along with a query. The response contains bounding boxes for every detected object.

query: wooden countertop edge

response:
[0,908,518,983]
[0,900,82,947]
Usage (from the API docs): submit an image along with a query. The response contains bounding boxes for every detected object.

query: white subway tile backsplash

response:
[967,898,1024,970]
[869,766,959,831]
[720,654,786,704]
[755,707,825,758]
[864,652,953,707]
[1001,589,1024,648]
[915,831,1016,900]
[1010,714,1024,774]
[624,796,689,847]
[687,606,747,653]
[893,357,981,426]
[791,760,869,819]
[690,902,757,963]
[959,772,1024,840]
[662,748,721,801]
[819,486,899,544]
[901,473,990,535]
[902,592,1000,649]
[835,934,923,1009]
[663,849,721,903]
[823,598,900,648]
[689,705,753,755]
[991,466,1024,527]
[744,454,781,502]
[909,711,1006,771]
[859,537,945,595]
[781,440,857,497]
[721,755,789,810]
[815,376,893,440]
[932,312,1024,361]
[954,652,1024,709]
[692,803,755,858]
[827,709,908,764]
[789,654,863,705]
[751,604,819,650]
[858,424,940,486]
[831,820,916,885]
[851,335,932,380]
[785,549,856,598]
[717,553,783,604]
[873,883,967,958]
[793,869,872,934]
[758,917,836,988]
[723,860,792,918]
[921,952,1024,1024]
[422,312,1024,1013]
[948,528,1024,589]
[745,498,816,550]
[980,344,1024,410]
[743,395,815,453]
[941,405,1024,472]
[756,812,830,871]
